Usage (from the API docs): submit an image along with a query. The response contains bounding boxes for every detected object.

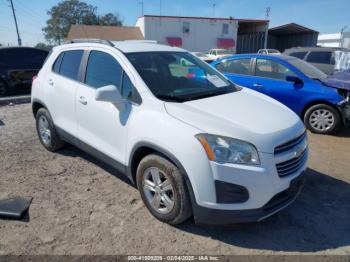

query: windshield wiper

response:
[182,88,231,101]
[156,94,185,102]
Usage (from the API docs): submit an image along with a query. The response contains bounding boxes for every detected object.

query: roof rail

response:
[64,39,114,47]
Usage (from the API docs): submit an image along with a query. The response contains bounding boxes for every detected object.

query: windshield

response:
[217,50,233,55]
[288,58,327,80]
[194,52,206,57]
[127,52,237,102]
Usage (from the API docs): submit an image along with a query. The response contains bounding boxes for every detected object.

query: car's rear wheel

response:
[136,154,192,225]
[304,104,341,134]
[35,108,65,151]
[0,80,9,97]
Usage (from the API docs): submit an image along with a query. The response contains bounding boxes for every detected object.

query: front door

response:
[253,58,302,113]
[76,50,133,166]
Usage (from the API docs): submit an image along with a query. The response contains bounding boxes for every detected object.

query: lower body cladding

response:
[190,150,308,225]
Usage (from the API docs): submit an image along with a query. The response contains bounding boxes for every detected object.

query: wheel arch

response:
[128,142,196,207]
[301,100,342,120]
[32,99,48,117]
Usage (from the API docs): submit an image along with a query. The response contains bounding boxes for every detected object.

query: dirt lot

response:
[0,103,350,255]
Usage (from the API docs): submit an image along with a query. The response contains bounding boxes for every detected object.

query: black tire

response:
[0,80,9,97]
[35,108,65,151]
[304,104,341,134]
[136,154,192,225]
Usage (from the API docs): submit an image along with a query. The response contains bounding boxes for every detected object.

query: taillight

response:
[32,75,38,82]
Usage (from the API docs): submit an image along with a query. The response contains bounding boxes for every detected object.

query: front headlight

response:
[196,134,260,166]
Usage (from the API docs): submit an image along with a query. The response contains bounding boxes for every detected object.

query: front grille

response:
[274,132,306,154]
[274,131,308,177]
[276,149,307,177]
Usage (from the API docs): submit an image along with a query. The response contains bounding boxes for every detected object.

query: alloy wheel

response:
[142,167,175,214]
[38,115,52,146]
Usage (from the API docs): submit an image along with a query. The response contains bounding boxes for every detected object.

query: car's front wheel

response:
[136,154,192,225]
[35,108,65,151]
[304,104,341,134]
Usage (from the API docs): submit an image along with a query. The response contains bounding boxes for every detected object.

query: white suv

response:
[31,40,308,225]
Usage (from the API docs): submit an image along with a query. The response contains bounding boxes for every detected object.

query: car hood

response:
[321,69,350,91]
[164,88,305,153]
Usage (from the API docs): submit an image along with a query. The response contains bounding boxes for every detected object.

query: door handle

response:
[253,83,263,87]
[79,96,87,105]
[48,79,54,86]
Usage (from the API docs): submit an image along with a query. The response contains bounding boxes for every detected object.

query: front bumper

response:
[338,102,350,125]
[193,174,304,225]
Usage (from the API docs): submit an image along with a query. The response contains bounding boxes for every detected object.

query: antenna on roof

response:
[212,1,216,17]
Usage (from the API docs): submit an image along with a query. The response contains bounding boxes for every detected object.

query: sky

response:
[0,0,349,46]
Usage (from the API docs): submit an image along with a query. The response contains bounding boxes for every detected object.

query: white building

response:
[135,15,268,53]
[318,32,350,48]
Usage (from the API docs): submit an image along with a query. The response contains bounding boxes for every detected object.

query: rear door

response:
[49,49,84,137]
[252,58,302,113]
[213,58,258,90]
[305,51,334,75]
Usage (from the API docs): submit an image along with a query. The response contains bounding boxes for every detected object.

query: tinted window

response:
[59,50,83,80]
[52,53,64,73]
[215,59,251,75]
[0,48,47,67]
[289,51,307,59]
[306,51,332,64]
[85,51,122,89]
[121,72,141,104]
[255,59,296,80]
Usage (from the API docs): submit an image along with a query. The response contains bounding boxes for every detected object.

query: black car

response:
[0,47,48,96]
[284,47,350,75]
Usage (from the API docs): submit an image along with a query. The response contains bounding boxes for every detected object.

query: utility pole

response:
[340,26,348,48]
[159,0,162,16]
[139,0,144,16]
[8,0,22,46]
[264,7,271,49]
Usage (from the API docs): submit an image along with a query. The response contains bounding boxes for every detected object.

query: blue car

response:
[212,54,350,134]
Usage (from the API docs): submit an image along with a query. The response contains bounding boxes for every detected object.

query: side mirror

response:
[286,75,303,86]
[95,85,126,111]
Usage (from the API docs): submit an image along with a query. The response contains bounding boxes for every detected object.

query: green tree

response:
[35,42,53,51]
[43,0,123,45]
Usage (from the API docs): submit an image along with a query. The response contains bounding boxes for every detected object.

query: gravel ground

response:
[0,103,350,255]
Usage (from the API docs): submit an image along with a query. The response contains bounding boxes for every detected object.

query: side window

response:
[222,24,229,34]
[215,59,251,75]
[306,51,332,64]
[183,22,190,34]
[52,53,64,73]
[255,59,296,80]
[121,72,141,104]
[59,50,83,80]
[289,51,307,59]
[85,51,122,89]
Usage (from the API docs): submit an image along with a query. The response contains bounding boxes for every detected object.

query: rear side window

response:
[52,53,64,73]
[306,51,332,64]
[289,52,307,59]
[59,50,83,80]
[85,51,122,89]
[215,58,251,75]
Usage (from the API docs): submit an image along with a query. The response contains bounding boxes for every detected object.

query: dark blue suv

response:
[212,54,350,134]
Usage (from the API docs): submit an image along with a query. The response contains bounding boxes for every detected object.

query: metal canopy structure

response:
[268,23,319,52]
